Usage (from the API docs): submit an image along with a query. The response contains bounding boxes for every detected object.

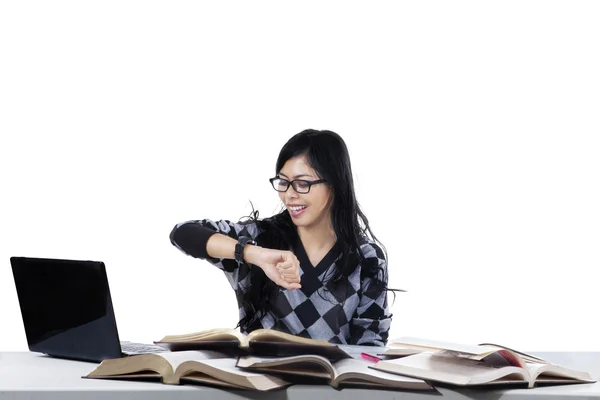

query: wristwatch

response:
[235,236,257,263]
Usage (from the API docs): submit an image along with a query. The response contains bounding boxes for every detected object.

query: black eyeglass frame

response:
[269,177,327,194]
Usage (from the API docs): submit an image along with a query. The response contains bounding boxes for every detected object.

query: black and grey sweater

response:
[170,218,392,346]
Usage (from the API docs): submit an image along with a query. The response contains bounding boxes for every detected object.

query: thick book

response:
[371,346,595,388]
[83,350,290,391]
[155,328,352,361]
[236,354,434,391]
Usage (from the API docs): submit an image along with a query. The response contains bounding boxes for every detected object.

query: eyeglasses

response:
[269,177,327,194]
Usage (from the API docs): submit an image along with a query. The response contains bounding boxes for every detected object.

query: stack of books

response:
[83,328,595,392]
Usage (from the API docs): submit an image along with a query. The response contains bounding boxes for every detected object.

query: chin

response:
[290,216,311,228]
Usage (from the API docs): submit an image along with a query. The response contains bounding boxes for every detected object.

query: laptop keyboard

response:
[121,341,169,354]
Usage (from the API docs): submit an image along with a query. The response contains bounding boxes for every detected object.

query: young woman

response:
[170,129,396,346]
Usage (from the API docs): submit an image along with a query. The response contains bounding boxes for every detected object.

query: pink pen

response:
[360,352,382,363]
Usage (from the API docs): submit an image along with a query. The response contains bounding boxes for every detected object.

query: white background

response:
[1,1,598,352]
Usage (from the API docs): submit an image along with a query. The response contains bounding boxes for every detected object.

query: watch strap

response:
[235,236,257,263]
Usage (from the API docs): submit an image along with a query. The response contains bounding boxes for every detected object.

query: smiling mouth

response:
[288,205,307,217]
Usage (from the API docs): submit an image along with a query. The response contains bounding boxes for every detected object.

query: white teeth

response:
[290,206,307,212]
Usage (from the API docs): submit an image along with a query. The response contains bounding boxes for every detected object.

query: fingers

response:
[276,264,297,272]
[281,274,301,284]
[277,252,299,269]
[276,262,298,274]
[265,250,302,290]
[272,271,301,290]
[280,251,299,264]
[276,255,300,285]
[280,276,301,287]
[279,280,302,290]
[277,267,300,282]
[279,271,300,282]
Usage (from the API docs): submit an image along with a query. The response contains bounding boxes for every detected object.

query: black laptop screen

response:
[11,257,122,361]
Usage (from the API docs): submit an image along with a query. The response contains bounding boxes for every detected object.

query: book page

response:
[381,347,425,357]
[158,328,244,343]
[371,352,529,386]
[237,354,334,375]
[158,350,229,370]
[247,329,332,347]
[478,343,546,364]
[197,357,274,376]
[85,354,172,380]
[527,362,595,383]
[481,351,525,368]
[334,358,429,386]
[391,337,500,359]
[178,358,290,390]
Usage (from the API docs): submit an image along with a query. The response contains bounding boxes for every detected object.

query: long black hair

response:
[236,129,399,332]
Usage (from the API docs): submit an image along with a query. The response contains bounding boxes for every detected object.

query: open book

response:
[155,328,352,360]
[371,338,595,388]
[236,354,434,391]
[84,350,290,391]
[383,336,546,363]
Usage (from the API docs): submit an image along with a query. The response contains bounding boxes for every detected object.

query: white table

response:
[0,351,598,399]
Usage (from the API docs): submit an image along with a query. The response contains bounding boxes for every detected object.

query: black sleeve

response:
[169,222,219,259]
[169,218,262,290]
[169,218,262,265]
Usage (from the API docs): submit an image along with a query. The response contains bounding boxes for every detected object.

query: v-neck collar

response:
[294,237,342,277]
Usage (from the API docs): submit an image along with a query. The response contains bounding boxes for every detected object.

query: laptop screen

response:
[10,257,123,362]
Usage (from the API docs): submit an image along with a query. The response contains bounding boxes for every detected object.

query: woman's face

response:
[277,155,332,229]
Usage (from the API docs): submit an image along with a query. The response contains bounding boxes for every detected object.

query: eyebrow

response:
[279,172,312,179]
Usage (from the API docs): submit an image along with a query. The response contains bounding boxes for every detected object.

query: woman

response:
[170,129,395,346]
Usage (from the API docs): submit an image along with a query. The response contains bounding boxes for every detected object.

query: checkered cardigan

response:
[170,218,392,346]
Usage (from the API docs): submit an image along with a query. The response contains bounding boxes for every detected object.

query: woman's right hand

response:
[244,246,302,290]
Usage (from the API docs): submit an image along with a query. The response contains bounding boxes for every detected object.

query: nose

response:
[285,185,299,200]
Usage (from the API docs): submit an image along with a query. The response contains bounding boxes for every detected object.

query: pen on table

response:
[360,352,382,363]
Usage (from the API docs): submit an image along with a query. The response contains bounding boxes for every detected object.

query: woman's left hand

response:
[275,252,301,286]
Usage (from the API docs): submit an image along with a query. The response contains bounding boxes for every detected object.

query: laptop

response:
[10,256,167,362]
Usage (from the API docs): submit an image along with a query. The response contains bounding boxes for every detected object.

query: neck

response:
[297,217,337,251]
